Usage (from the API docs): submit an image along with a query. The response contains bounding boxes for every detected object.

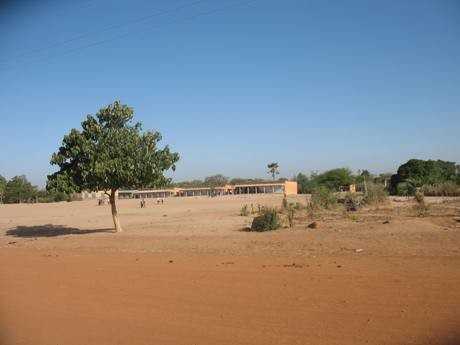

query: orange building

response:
[118,181,297,199]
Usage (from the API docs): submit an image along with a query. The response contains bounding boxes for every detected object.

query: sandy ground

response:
[1,195,460,345]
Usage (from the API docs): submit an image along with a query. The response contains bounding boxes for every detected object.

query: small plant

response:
[286,205,295,228]
[414,190,429,217]
[311,186,337,210]
[250,207,281,232]
[240,204,249,216]
[348,214,359,222]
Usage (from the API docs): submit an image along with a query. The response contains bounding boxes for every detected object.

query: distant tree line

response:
[0,174,72,204]
[171,174,288,189]
[294,159,460,196]
[3,159,459,204]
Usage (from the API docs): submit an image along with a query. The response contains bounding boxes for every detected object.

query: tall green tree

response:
[314,168,354,191]
[295,172,316,194]
[4,175,38,203]
[48,100,179,232]
[0,174,7,203]
[267,162,280,180]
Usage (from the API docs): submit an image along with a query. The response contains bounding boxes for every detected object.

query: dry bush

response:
[414,191,429,217]
[363,182,388,205]
[343,192,361,211]
[420,182,460,197]
[250,208,281,232]
[240,204,249,216]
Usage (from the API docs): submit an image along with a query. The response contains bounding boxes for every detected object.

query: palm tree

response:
[267,162,280,180]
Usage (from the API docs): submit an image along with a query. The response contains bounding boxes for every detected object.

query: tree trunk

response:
[109,189,123,232]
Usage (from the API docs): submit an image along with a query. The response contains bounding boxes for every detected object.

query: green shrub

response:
[310,186,337,209]
[363,182,388,205]
[396,181,416,196]
[240,204,249,216]
[250,208,281,232]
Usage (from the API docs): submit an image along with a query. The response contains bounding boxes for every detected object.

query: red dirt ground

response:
[1,195,460,345]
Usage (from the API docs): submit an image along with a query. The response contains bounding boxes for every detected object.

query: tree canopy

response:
[0,174,6,203]
[48,100,179,232]
[204,174,228,188]
[389,159,459,195]
[314,168,354,191]
[3,175,38,203]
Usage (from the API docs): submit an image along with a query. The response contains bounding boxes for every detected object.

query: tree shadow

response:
[6,224,114,238]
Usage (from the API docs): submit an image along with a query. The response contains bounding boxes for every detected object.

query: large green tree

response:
[0,174,7,203]
[389,159,458,195]
[48,101,179,232]
[314,168,354,191]
[4,175,38,203]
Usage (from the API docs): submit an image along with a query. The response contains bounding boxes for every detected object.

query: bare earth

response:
[1,195,460,345]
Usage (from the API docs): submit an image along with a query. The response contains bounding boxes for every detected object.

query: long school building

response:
[117,181,297,199]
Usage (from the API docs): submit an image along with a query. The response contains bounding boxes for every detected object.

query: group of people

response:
[140,198,164,208]
[98,197,164,208]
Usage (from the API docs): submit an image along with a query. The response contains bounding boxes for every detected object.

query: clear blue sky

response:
[1,0,459,187]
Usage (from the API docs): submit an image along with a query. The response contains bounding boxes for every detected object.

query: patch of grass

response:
[348,214,359,222]
[250,207,281,232]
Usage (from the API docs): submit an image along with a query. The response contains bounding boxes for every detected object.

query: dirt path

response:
[1,248,459,345]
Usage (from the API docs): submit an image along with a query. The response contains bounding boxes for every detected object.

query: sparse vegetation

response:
[420,182,460,197]
[250,207,281,232]
[310,186,337,210]
[363,182,388,205]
